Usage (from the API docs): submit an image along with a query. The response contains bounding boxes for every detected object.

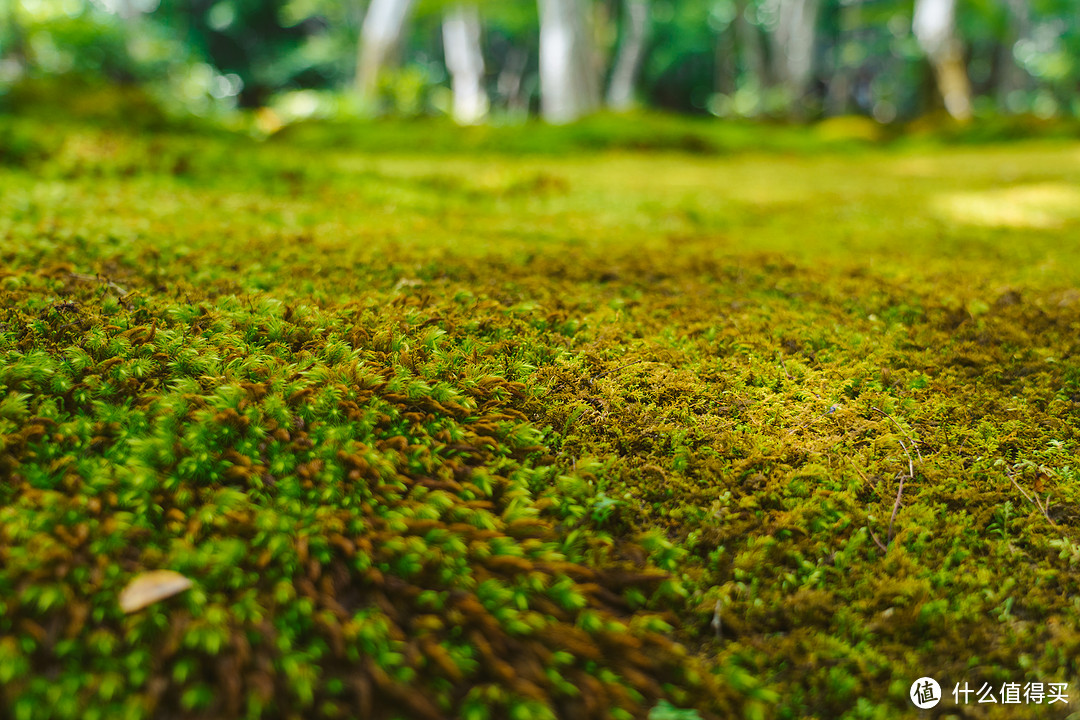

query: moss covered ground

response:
[1,110,1080,720]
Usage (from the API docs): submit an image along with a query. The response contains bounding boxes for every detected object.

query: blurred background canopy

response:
[0,0,1077,128]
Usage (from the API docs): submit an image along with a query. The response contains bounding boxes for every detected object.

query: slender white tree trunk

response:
[772,0,820,106]
[913,0,972,121]
[442,4,488,124]
[538,0,600,123]
[605,0,649,111]
[355,0,417,107]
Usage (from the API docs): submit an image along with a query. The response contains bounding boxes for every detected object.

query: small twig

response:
[1006,466,1056,526]
[885,437,915,544]
[786,403,840,437]
[897,437,915,480]
[775,351,792,380]
[872,407,924,462]
[1005,466,1035,504]
[887,459,908,544]
[862,413,918,551]
[867,433,916,548]
[591,359,646,381]
[843,454,877,494]
[868,526,889,553]
[67,272,130,297]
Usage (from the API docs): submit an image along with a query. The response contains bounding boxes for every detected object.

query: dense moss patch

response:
[1,117,1079,719]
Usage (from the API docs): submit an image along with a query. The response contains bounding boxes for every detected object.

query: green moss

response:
[2,116,1080,720]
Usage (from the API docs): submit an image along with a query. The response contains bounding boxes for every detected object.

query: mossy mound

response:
[0,269,733,718]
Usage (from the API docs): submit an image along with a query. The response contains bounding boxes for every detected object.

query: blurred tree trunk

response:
[824,0,860,115]
[114,0,137,21]
[912,0,972,121]
[713,10,736,97]
[443,4,487,124]
[1,0,26,71]
[996,0,1030,112]
[355,0,417,108]
[538,0,600,123]
[496,47,530,117]
[735,0,770,113]
[605,0,649,111]
[771,0,820,117]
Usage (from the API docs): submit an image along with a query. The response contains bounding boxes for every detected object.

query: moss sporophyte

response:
[1,117,1079,719]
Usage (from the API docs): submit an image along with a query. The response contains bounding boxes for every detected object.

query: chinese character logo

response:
[911,677,942,709]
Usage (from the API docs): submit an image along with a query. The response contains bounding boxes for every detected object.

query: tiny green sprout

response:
[588,492,622,526]
[180,684,214,711]
[987,501,1013,541]
[0,391,31,420]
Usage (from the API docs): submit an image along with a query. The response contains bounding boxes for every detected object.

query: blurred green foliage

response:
[1,0,1080,124]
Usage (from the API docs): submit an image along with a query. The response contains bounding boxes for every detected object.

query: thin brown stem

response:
[843,454,881,498]
[591,358,646,381]
[886,438,914,545]
[888,469,906,544]
[1006,467,1056,526]
[864,412,918,550]
[776,351,792,380]
[67,272,130,297]
[786,403,840,437]
[868,526,888,553]
[873,407,924,462]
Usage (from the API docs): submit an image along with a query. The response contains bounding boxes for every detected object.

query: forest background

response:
[2,0,1077,132]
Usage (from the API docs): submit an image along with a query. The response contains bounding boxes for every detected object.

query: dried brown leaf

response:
[119,570,193,613]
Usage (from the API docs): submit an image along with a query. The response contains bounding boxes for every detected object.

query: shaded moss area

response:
[2,116,1080,720]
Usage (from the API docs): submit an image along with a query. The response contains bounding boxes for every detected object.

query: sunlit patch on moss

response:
[932,182,1080,229]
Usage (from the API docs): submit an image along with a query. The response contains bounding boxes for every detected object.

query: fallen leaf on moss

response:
[119,571,193,613]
